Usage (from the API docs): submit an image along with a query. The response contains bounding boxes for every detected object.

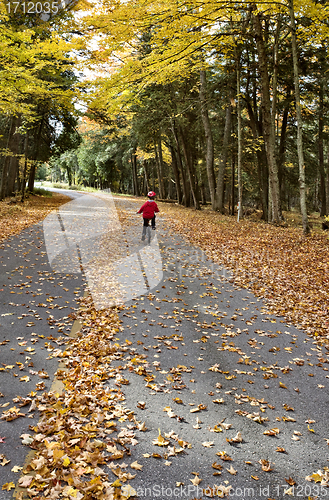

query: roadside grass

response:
[33,187,53,197]
[40,181,135,197]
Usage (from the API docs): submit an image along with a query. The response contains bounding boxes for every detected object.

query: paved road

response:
[0,189,328,500]
[114,197,329,500]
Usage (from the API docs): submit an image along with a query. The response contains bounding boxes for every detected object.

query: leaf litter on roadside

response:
[6,296,151,499]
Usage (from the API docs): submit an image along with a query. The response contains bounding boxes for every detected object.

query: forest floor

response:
[0,192,72,244]
[157,201,329,341]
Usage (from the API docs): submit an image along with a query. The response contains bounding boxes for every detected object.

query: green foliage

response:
[33,187,52,197]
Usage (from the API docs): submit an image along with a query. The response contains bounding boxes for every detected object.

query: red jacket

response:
[138,200,159,219]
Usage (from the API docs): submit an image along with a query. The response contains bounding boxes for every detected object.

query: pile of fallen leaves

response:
[160,204,329,340]
[11,297,149,500]
[0,194,71,244]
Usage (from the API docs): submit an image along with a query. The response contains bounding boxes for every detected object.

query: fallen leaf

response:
[190,475,202,486]
[11,465,23,473]
[263,428,280,436]
[20,434,33,445]
[226,431,242,444]
[226,465,237,475]
[137,422,147,431]
[212,462,223,470]
[2,482,15,491]
[202,441,214,448]
[259,459,273,472]
[216,451,233,461]
[18,476,33,488]
[152,429,169,447]
[285,477,296,486]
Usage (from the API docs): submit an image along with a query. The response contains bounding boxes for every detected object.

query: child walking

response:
[137,191,159,240]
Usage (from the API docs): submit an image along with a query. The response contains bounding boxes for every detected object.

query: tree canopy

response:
[1,0,329,231]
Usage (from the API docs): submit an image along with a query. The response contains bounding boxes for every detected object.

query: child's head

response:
[147,191,156,200]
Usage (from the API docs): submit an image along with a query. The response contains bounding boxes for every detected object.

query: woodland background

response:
[1,0,329,235]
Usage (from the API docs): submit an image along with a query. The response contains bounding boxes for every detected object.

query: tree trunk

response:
[199,70,216,208]
[131,153,140,196]
[171,122,190,206]
[169,144,182,203]
[143,160,150,193]
[157,137,166,198]
[0,117,15,201]
[6,116,21,196]
[318,75,327,216]
[253,13,281,223]
[21,132,29,203]
[278,103,289,204]
[215,101,232,212]
[154,140,165,199]
[179,126,201,210]
[236,54,243,222]
[289,0,310,234]
[326,167,329,215]
[246,101,268,220]
[28,119,43,192]
[271,17,280,133]
[231,155,235,216]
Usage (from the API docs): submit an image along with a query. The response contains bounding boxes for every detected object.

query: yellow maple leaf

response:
[2,482,15,491]
[190,475,201,486]
[311,473,323,483]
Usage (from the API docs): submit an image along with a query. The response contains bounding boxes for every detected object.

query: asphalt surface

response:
[0,189,328,500]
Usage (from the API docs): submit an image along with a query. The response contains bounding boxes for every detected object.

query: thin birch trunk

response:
[231,156,235,216]
[289,0,310,234]
[236,54,243,222]
[318,75,326,216]
[21,132,29,203]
